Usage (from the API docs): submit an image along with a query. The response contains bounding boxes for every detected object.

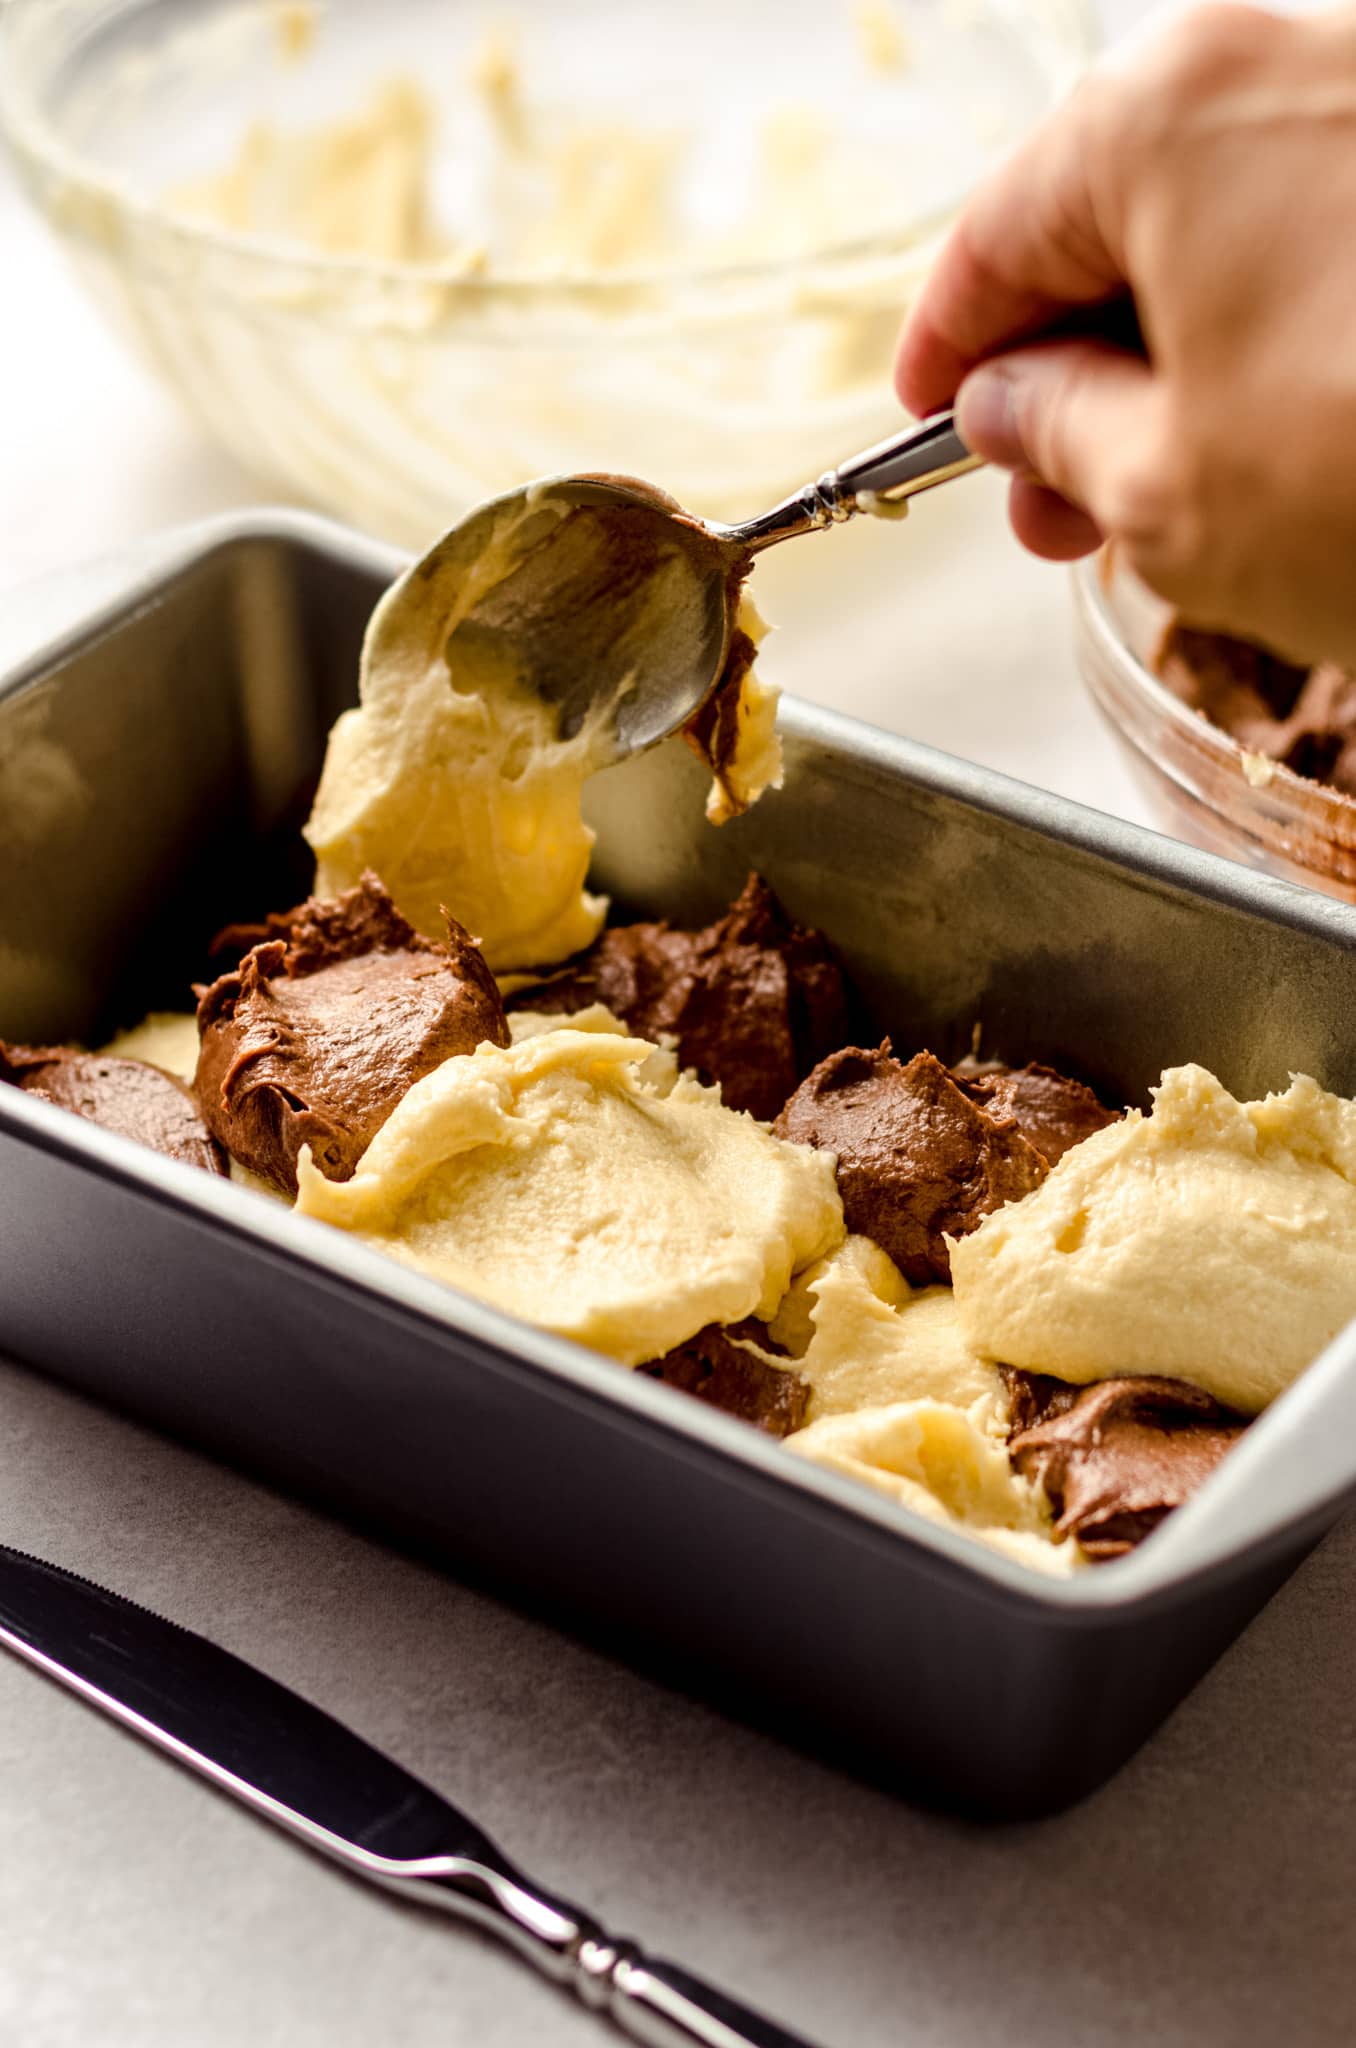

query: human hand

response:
[895,4,1356,666]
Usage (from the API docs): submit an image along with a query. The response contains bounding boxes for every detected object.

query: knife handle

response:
[0,1538,815,2044]
[597,1947,825,2048]
[393,1857,826,2048]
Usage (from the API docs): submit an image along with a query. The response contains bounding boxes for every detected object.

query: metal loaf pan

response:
[3,510,1356,1822]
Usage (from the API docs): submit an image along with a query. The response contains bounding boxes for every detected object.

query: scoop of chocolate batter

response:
[195,872,508,1193]
[1003,1368,1247,1561]
[507,873,852,1120]
[775,1044,1047,1284]
[951,1060,1122,1167]
[0,1044,226,1174]
[1157,620,1356,794]
[638,1321,809,1437]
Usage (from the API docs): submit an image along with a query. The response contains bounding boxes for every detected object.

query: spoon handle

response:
[725,411,981,554]
[835,412,981,503]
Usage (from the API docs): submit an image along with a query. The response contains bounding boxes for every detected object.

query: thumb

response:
[955,339,1158,528]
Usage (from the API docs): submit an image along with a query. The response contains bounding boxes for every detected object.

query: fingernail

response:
[956,365,1023,468]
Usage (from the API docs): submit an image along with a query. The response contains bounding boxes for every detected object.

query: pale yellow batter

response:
[176,78,476,267]
[952,1063,1356,1415]
[786,1399,1074,1574]
[305,493,612,971]
[768,1234,1006,1422]
[507,1001,681,1094]
[305,489,781,970]
[293,1028,844,1365]
[101,1011,201,1082]
[854,0,912,75]
[170,20,908,282]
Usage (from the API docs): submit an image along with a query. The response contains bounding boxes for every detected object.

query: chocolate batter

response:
[683,617,762,821]
[774,1043,1047,1284]
[0,1044,226,1174]
[639,1321,809,1436]
[1157,620,1356,794]
[1004,1368,1247,1560]
[952,1059,1122,1167]
[195,872,509,1193]
[508,873,852,1121]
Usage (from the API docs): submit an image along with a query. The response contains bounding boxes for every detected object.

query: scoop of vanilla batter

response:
[293,1027,843,1364]
[786,1399,1075,1575]
[768,1233,1006,1421]
[305,488,780,971]
[305,493,616,971]
[952,1063,1356,1414]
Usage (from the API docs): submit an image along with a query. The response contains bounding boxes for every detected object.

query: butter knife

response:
[0,1544,823,2048]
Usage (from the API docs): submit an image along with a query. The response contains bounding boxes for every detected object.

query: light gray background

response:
[3,2,1350,2043]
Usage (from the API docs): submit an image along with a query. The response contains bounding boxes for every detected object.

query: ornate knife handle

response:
[382,1853,828,2048]
[570,1938,821,2048]
[601,1951,822,2048]
[0,1539,827,2048]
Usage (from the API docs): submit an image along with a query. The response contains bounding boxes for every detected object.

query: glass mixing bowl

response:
[1074,552,1356,901]
[1,0,1092,543]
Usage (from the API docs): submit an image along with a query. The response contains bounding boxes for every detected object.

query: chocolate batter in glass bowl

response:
[1074,549,1356,900]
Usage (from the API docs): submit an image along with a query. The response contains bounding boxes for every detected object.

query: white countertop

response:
[2,7,1353,2042]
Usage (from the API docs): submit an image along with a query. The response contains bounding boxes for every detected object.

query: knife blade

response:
[0,1544,825,2048]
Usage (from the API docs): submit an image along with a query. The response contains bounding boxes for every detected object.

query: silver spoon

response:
[368,412,980,759]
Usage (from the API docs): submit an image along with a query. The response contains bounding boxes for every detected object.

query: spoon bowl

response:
[368,475,745,762]
[371,411,978,765]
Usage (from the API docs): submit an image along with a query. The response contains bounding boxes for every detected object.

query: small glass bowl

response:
[1,0,1092,544]
[1073,552,1356,901]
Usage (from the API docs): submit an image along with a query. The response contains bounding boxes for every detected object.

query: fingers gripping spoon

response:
[0,1544,828,2048]
[371,411,979,762]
